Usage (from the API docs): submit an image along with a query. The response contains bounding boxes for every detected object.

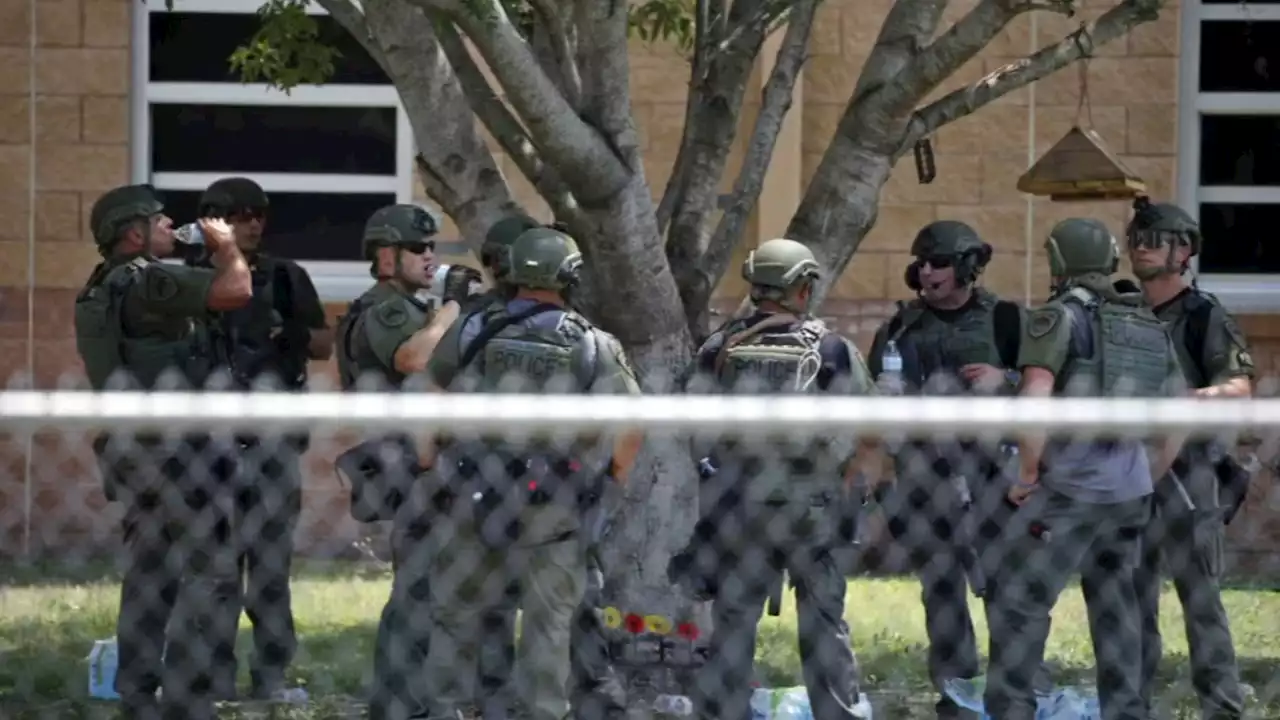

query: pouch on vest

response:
[74,260,144,391]
[334,434,420,523]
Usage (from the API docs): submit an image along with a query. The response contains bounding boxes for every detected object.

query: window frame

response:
[130,0,415,302]
[1178,0,1280,311]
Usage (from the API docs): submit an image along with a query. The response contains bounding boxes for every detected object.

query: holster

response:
[1216,454,1251,526]
[334,434,420,523]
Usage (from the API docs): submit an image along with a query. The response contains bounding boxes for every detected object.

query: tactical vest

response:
[225,257,306,390]
[889,291,1003,394]
[467,303,600,395]
[1156,290,1217,390]
[336,283,406,391]
[74,257,216,390]
[710,314,839,503]
[1056,286,1173,397]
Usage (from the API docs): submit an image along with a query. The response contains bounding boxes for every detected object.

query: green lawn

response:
[1,561,1277,719]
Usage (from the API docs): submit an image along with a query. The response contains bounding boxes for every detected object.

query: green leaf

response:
[627,0,697,50]
[226,0,342,92]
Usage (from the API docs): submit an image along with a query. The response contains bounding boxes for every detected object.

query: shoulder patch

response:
[1026,306,1063,339]
[144,266,179,302]
[374,300,409,329]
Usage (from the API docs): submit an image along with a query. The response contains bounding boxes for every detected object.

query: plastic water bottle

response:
[87,638,121,700]
[879,340,904,396]
[653,694,694,716]
[174,222,205,246]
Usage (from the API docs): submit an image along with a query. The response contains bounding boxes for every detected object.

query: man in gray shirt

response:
[983,218,1186,720]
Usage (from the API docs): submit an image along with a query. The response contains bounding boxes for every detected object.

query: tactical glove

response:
[442,265,483,305]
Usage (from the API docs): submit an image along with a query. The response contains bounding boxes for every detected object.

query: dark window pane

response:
[158,189,394,262]
[149,12,389,84]
[1197,203,1280,274]
[1200,115,1280,186]
[1202,0,1280,4]
[1200,22,1280,92]
[151,104,397,175]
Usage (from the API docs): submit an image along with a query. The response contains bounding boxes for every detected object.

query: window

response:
[1179,1,1280,310]
[132,0,415,301]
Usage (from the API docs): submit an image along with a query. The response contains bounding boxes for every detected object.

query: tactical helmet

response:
[507,227,583,290]
[1045,218,1120,277]
[198,177,269,218]
[905,220,993,290]
[482,214,541,279]
[362,204,441,260]
[742,238,821,290]
[89,184,165,253]
[1127,197,1201,256]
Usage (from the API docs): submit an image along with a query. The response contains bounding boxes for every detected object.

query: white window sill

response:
[1197,274,1280,314]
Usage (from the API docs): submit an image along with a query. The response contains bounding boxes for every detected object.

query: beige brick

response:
[979,153,1033,205]
[36,237,100,288]
[935,103,1028,156]
[1034,105,1128,155]
[0,241,26,285]
[1121,155,1177,200]
[37,96,80,144]
[0,95,28,144]
[0,49,31,94]
[81,95,126,144]
[641,149,678,201]
[805,55,859,103]
[631,65,688,104]
[983,252,1032,299]
[1038,58,1177,106]
[82,0,130,48]
[36,192,80,241]
[839,8,886,58]
[38,0,82,47]
[883,153,982,205]
[36,48,127,95]
[0,0,30,47]
[861,204,938,252]
[885,253,917,300]
[937,204,1027,254]
[37,143,126,191]
[640,103,684,156]
[1126,104,1178,155]
[1127,10,1179,57]
[801,152,823,187]
[811,4,842,56]
[801,103,841,154]
[0,161,30,243]
[833,250,889,299]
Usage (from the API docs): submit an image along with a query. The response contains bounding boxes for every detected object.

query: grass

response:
[1,561,1278,719]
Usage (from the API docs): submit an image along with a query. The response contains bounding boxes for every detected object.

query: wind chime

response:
[1017,49,1147,201]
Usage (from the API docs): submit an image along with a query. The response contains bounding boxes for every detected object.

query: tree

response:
[217,0,1165,700]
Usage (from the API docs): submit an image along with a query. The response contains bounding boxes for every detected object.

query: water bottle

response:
[653,694,694,716]
[879,340,904,396]
[174,222,206,247]
[430,264,485,299]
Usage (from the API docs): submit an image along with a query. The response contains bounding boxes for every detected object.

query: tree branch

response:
[572,0,642,171]
[361,0,521,246]
[849,0,949,102]
[900,0,1165,152]
[411,0,631,205]
[432,21,585,228]
[527,0,583,108]
[694,0,817,330]
[313,0,387,68]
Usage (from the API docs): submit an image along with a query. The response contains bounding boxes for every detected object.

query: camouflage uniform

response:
[74,185,242,719]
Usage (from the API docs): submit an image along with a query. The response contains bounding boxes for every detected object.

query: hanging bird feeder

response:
[1016,54,1146,202]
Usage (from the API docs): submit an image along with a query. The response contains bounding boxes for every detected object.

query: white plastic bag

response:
[943,676,1101,720]
[750,686,873,720]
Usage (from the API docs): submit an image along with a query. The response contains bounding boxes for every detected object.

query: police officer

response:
[983,218,1186,720]
[333,203,462,720]
[1127,198,1250,719]
[419,227,643,720]
[865,220,1023,719]
[74,184,252,719]
[680,238,873,720]
[192,177,332,701]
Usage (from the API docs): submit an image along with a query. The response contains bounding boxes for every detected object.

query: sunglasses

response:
[917,255,955,268]
[230,206,268,222]
[402,240,436,255]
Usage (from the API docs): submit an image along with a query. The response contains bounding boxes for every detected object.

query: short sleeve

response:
[1017,303,1072,375]
[363,297,423,372]
[1201,303,1256,383]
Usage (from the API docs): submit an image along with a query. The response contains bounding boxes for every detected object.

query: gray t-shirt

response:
[1041,439,1152,504]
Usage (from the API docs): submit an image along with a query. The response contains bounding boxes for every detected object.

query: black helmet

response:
[88,184,164,254]
[199,177,269,218]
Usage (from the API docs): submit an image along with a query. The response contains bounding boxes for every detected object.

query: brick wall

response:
[0,0,1277,572]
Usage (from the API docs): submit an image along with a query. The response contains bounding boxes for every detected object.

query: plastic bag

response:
[87,638,121,700]
[750,686,873,720]
[943,676,1101,720]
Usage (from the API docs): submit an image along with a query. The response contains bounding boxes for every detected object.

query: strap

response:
[888,303,925,343]
[458,303,563,372]
[713,313,801,375]
[1183,291,1215,382]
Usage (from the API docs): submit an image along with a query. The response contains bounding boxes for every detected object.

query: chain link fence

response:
[2,387,1280,719]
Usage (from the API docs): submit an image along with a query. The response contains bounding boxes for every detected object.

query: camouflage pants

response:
[984,491,1149,720]
[420,517,586,720]
[692,502,862,720]
[226,442,302,696]
[1135,476,1244,719]
[111,446,240,720]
